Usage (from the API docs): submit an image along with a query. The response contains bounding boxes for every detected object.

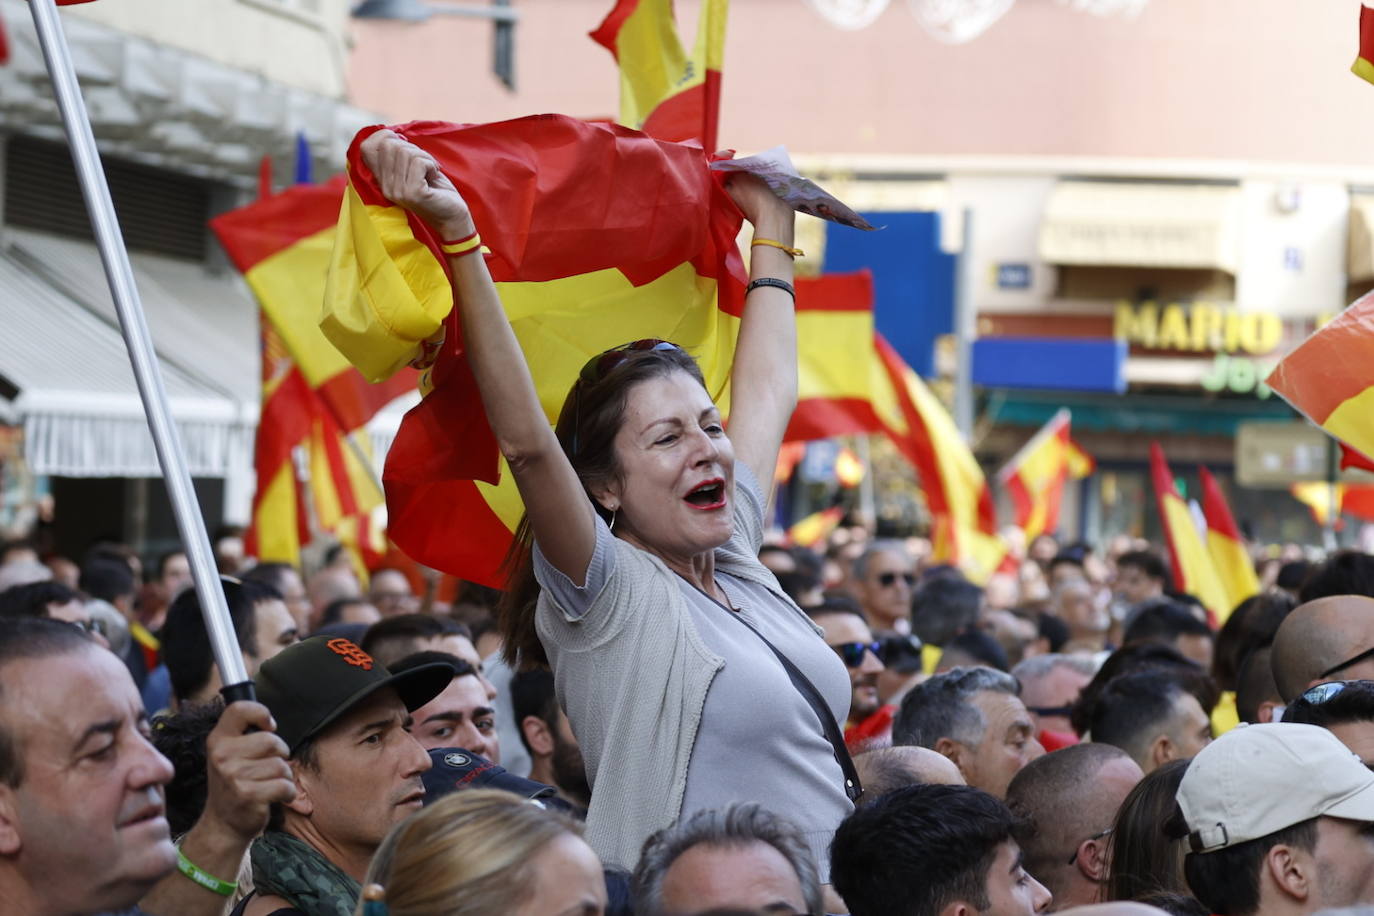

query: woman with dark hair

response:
[361,132,853,877]
[1104,758,1194,902]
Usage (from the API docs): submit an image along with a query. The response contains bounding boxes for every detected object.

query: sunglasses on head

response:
[1319,648,1374,681]
[877,571,916,588]
[571,339,684,457]
[833,641,883,668]
[1295,680,1374,706]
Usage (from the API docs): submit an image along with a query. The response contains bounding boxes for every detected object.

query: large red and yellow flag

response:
[1355,2,1374,85]
[321,116,747,585]
[212,181,414,574]
[591,0,727,152]
[1267,292,1374,463]
[1150,442,1229,621]
[1198,466,1259,615]
[783,272,1004,582]
[996,409,1095,542]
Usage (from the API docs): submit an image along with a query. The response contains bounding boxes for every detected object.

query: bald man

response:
[1271,595,1374,702]
[1006,744,1143,911]
[853,745,965,805]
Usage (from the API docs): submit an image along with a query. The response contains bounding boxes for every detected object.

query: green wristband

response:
[175,848,237,897]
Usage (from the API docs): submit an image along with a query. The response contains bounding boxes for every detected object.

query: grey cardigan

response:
[534,466,824,870]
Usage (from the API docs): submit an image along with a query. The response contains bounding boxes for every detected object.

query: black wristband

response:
[746,277,795,300]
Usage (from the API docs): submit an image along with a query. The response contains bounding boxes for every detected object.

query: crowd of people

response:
[6,131,1374,916]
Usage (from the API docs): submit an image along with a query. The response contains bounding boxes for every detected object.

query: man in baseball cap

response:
[1175,722,1374,916]
[231,636,452,916]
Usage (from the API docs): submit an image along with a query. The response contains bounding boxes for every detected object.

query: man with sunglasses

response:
[1282,679,1374,766]
[1272,595,1374,702]
[853,541,918,635]
[808,603,891,752]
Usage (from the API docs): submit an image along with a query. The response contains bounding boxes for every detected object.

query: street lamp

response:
[351,0,518,90]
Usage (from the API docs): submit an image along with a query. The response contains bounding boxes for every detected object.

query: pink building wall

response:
[347,0,1374,166]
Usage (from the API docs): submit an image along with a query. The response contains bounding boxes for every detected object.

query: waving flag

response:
[591,0,728,151]
[1150,443,1229,621]
[1356,2,1374,85]
[784,272,1002,581]
[322,116,747,584]
[1267,292,1374,463]
[1198,466,1259,615]
[212,181,414,575]
[997,409,1094,541]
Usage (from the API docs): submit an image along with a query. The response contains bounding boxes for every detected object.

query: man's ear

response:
[1265,842,1311,903]
[1257,700,1282,724]
[521,715,554,757]
[1075,834,1110,882]
[934,737,965,769]
[1151,734,1175,769]
[0,786,21,856]
[938,900,974,916]
[284,760,314,817]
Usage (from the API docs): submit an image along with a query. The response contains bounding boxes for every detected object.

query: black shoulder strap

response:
[706,591,863,802]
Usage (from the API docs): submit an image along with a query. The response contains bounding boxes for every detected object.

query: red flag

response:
[1198,466,1259,614]
[1151,443,1228,620]
[1356,2,1374,85]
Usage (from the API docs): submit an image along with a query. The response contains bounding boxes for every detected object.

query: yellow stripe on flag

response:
[254,463,304,564]
[1206,530,1259,621]
[1161,492,1229,618]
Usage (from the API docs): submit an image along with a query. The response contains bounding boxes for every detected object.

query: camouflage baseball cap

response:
[255,635,453,754]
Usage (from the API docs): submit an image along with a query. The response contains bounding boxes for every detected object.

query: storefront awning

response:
[1348,192,1374,283]
[0,243,251,478]
[1039,180,1242,272]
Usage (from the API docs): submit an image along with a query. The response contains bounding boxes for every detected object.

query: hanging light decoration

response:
[905,0,1015,43]
[802,0,892,30]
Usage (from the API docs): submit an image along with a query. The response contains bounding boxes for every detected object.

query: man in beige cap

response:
[1176,722,1374,916]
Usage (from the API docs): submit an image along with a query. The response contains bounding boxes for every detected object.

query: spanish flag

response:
[789,506,844,549]
[785,272,1003,582]
[1356,2,1374,85]
[1198,466,1259,615]
[591,0,727,152]
[997,409,1094,542]
[322,116,747,585]
[212,181,414,575]
[1267,292,1374,464]
[1150,442,1229,621]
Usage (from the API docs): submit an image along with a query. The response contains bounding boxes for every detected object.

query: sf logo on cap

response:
[326,638,374,670]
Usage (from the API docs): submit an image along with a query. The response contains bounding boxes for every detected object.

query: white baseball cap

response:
[1177,722,1374,853]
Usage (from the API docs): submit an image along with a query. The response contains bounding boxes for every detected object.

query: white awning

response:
[0,242,252,477]
[1039,180,1242,272]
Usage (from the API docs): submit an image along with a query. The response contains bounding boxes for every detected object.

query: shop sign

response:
[1200,352,1275,399]
[996,263,1032,290]
[1113,302,1283,355]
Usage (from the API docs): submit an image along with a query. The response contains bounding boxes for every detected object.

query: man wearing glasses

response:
[1272,595,1374,702]
[852,541,917,634]
[807,601,892,752]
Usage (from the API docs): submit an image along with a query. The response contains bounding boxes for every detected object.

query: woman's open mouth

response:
[684,478,726,510]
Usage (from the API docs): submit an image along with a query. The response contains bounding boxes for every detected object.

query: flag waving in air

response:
[1356,2,1374,85]
[212,180,415,576]
[591,0,728,151]
[1150,443,1229,622]
[782,272,1003,582]
[1197,466,1259,613]
[997,409,1095,542]
[322,115,748,585]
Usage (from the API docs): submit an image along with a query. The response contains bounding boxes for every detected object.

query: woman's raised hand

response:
[360,128,474,240]
[722,171,794,242]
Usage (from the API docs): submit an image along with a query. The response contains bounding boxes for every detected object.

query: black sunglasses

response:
[571,339,684,457]
[1295,680,1371,705]
[833,641,883,668]
[1319,647,1374,681]
[877,571,916,588]
[1026,704,1074,719]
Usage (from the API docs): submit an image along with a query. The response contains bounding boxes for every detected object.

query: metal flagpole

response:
[29,0,253,702]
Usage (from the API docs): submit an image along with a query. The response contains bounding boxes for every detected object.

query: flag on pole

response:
[783,272,1003,581]
[321,115,747,585]
[212,180,415,576]
[1150,442,1229,621]
[591,0,728,152]
[789,506,844,548]
[1198,466,1259,614]
[996,409,1094,542]
[1267,292,1374,464]
[1355,2,1374,85]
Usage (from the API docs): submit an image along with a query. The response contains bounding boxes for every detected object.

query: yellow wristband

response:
[751,238,804,259]
[440,232,483,256]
